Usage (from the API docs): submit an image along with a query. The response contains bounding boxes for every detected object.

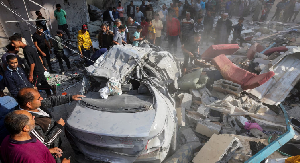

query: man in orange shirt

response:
[173,3,179,18]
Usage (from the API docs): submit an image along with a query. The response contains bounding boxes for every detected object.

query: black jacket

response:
[23,95,73,149]
[103,10,113,22]
[4,67,33,97]
[203,15,214,31]
[215,18,232,35]
[127,5,135,17]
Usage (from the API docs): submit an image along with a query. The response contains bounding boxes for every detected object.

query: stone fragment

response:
[195,119,222,137]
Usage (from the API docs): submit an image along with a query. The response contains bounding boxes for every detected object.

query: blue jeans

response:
[44,29,51,41]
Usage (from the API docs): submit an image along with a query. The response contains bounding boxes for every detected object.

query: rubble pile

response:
[172,23,300,163]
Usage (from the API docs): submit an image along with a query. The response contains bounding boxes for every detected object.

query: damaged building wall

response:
[0,0,89,53]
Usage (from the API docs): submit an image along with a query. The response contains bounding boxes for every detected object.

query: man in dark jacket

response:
[203,11,214,45]
[4,55,33,98]
[98,23,114,49]
[127,1,135,19]
[215,13,232,44]
[271,0,287,21]
[140,1,146,16]
[103,7,115,28]
[17,87,84,162]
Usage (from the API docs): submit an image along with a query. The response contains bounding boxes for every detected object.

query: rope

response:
[0,1,95,63]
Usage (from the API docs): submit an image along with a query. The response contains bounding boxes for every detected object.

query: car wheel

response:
[169,125,178,155]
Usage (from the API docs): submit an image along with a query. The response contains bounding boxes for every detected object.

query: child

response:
[113,25,127,45]
[231,17,244,46]
[141,18,149,38]
[132,25,144,47]
[147,19,156,44]
[194,16,204,34]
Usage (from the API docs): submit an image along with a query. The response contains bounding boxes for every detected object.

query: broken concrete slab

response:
[190,89,201,98]
[181,128,201,143]
[178,93,193,110]
[192,134,242,163]
[199,87,216,105]
[178,69,208,91]
[195,119,222,137]
[197,104,210,117]
[213,79,243,97]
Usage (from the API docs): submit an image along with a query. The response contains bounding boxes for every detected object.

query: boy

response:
[4,55,33,97]
[113,25,127,45]
[231,17,244,46]
[132,25,144,47]
[147,19,156,44]
[141,18,149,38]
[181,34,201,75]
[194,16,204,34]
[53,30,71,74]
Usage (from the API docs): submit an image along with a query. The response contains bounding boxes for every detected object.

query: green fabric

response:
[178,69,209,90]
[54,9,66,25]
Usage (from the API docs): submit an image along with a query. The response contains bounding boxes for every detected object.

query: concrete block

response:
[190,89,201,98]
[213,79,243,97]
[197,104,210,117]
[221,127,237,135]
[193,134,242,163]
[179,93,193,110]
[181,128,200,143]
[199,88,216,105]
[176,107,186,126]
[195,119,222,137]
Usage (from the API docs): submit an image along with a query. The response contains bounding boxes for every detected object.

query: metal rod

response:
[5,19,48,23]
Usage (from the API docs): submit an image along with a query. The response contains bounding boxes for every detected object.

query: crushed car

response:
[65,44,180,163]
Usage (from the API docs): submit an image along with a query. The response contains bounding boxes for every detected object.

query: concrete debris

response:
[193,134,242,163]
[199,88,216,105]
[213,79,243,97]
[178,69,208,90]
[195,119,222,137]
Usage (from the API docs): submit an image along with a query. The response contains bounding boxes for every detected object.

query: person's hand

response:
[41,52,47,57]
[49,147,63,158]
[57,118,65,126]
[28,74,33,83]
[72,95,85,101]
[189,52,194,57]
[153,41,155,44]
[33,87,38,90]
[62,158,70,163]
[80,54,84,58]
[44,67,47,71]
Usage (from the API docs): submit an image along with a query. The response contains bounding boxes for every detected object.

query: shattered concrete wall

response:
[0,0,89,52]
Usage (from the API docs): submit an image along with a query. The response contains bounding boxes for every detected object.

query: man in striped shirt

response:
[17,87,84,162]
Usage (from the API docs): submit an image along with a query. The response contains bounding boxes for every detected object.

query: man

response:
[152,14,163,46]
[231,17,245,46]
[35,11,51,44]
[178,2,184,19]
[194,16,204,34]
[215,13,232,44]
[113,25,127,45]
[10,35,55,97]
[181,12,194,45]
[203,10,214,45]
[32,25,54,73]
[284,0,296,22]
[4,55,33,98]
[117,1,125,24]
[182,34,201,75]
[127,17,140,44]
[103,7,115,29]
[1,43,21,71]
[54,4,70,39]
[132,25,144,47]
[135,6,144,23]
[161,4,168,32]
[292,0,300,22]
[167,8,181,54]
[1,110,72,163]
[78,24,94,66]
[16,87,83,162]
[147,19,156,44]
[206,0,216,16]
[127,1,135,19]
[271,0,286,21]
[53,30,71,74]
[140,1,147,16]
[98,24,114,49]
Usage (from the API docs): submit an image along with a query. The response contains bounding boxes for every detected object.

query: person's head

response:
[197,16,203,23]
[175,3,178,7]
[168,8,174,17]
[147,19,152,25]
[36,25,43,34]
[179,1,183,6]
[106,23,110,30]
[163,3,167,9]
[82,24,88,32]
[207,10,211,16]
[170,3,173,7]
[142,17,146,22]
[118,1,122,6]
[142,1,145,5]
[57,30,64,37]
[6,55,18,70]
[101,24,107,32]
[17,87,43,110]
[115,19,121,27]
[130,1,133,5]
[56,4,61,11]
[5,110,35,136]
[238,17,244,24]
[155,13,160,20]
[9,35,23,48]
[222,13,228,20]
[136,6,140,11]
[113,7,116,11]
[194,34,201,42]
[185,0,188,4]
[186,12,191,19]
[118,25,126,33]
[137,25,143,32]
[35,11,42,17]
[6,43,16,53]
[128,17,134,25]
[108,7,113,11]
